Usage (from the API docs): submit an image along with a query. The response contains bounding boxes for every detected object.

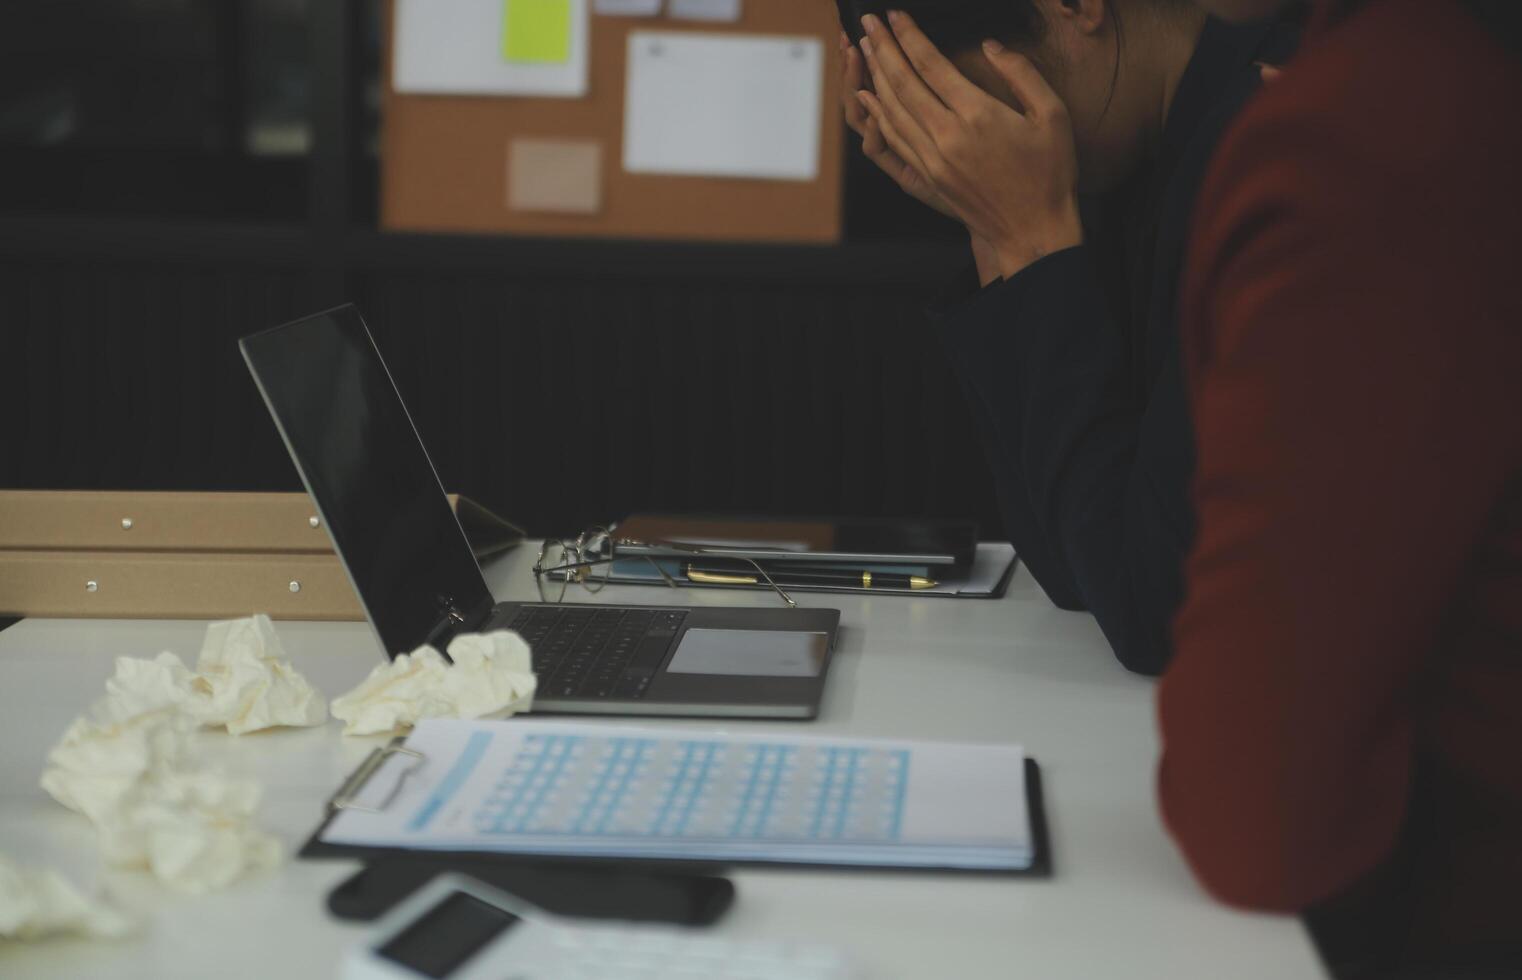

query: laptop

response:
[240,305,840,719]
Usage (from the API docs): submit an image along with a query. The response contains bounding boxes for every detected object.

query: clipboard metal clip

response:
[328,743,427,814]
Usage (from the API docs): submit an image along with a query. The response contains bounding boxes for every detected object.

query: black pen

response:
[685,565,938,590]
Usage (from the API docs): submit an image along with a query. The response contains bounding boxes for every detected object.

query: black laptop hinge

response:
[422,594,496,661]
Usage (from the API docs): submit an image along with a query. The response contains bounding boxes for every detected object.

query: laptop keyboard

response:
[508,606,687,700]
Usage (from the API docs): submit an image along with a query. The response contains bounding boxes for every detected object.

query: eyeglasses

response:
[532,525,797,608]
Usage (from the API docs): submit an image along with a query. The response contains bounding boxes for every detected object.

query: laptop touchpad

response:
[665,629,827,677]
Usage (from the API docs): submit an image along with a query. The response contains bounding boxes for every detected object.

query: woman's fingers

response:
[842,34,946,214]
[842,46,870,137]
[859,34,943,167]
[864,116,921,189]
[884,10,987,121]
[980,41,1064,121]
[860,17,955,136]
[856,89,936,184]
[860,111,889,159]
[862,117,909,182]
[863,114,944,211]
[843,39,864,91]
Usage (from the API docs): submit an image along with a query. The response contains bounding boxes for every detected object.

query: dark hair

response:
[838,0,1045,54]
[842,0,1199,56]
[840,0,1196,119]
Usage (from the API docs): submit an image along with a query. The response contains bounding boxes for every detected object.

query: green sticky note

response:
[503,0,572,64]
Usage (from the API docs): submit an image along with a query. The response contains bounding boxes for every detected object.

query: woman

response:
[840,1,1293,674]
[1157,0,1522,975]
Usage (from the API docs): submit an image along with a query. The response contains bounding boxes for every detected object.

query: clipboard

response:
[299,733,1052,878]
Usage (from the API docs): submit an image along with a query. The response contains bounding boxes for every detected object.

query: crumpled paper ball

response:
[72,614,327,737]
[39,688,192,829]
[40,655,282,894]
[41,706,280,893]
[117,771,281,894]
[0,854,136,941]
[182,614,329,735]
[331,630,537,736]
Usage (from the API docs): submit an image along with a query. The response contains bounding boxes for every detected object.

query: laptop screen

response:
[240,306,494,658]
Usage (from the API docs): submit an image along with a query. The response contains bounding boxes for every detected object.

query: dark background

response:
[0,0,1002,539]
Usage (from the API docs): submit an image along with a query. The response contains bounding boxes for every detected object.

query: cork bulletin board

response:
[380,0,845,243]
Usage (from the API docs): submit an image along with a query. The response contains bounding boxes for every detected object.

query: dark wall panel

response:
[0,0,1003,545]
[4,253,1002,540]
[2,258,312,492]
[354,268,1001,538]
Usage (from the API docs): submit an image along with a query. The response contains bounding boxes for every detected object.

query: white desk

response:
[0,553,1326,979]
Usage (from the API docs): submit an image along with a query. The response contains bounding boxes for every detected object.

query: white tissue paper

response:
[40,693,281,893]
[331,630,537,736]
[183,614,329,735]
[37,620,302,893]
[53,614,327,738]
[0,854,136,941]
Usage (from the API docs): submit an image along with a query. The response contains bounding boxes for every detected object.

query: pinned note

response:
[624,32,823,181]
[394,0,589,98]
[508,139,604,214]
[504,0,573,63]
[668,0,741,21]
[594,0,662,14]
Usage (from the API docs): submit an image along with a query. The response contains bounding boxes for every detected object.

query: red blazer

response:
[1161,0,1522,970]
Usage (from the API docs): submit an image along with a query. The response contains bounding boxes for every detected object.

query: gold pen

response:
[686,565,938,590]
[686,568,763,586]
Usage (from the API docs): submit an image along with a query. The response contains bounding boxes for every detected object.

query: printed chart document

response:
[623,31,823,181]
[322,719,1034,870]
[395,0,590,97]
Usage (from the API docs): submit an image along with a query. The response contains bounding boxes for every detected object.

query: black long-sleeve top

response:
[933,18,1295,675]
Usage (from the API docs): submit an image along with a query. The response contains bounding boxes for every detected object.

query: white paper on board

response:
[623,31,823,181]
[394,0,591,98]
[594,0,662,14]
[667,0,741,22]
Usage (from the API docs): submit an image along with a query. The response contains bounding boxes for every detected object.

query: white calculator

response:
[342,872,860,980]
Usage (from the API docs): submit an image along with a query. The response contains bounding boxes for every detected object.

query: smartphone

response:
[347,873,852,980]
[328,859,735,927]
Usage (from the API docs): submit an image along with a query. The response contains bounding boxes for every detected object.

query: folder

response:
[590,543,1019,599]
[613,513,977,568]
[0,491,522,620]
[562,513,1017,599]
